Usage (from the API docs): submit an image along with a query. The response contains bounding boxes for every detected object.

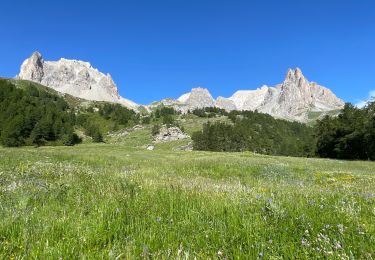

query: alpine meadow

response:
[1,0,375,258]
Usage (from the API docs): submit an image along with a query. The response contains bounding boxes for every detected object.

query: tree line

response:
[192,110,315,157]
[315,102,375,160]
[0,79,79,146]
[0,79,138,147]
[191,101,375,160]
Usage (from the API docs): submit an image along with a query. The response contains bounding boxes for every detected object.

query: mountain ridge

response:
[17,51,138,109]
[173,68,344,121]
[16,52,344,121]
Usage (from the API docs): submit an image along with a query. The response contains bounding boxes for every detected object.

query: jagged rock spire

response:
[285,68,305,83]
[18,51,44,82]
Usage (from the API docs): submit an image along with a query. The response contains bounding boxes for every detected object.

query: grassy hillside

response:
[1,128,374,258]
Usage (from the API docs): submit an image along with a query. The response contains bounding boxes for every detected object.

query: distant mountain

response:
[15,52,344,121]
[17,52,138,109]
[163,68,344,121]
[178,87,215,109]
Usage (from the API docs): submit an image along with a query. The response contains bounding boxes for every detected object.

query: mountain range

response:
[17,52,344,121]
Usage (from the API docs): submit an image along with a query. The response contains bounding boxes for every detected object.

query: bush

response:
[92,130,104,143]
[162,115,175,126]
[84,124,104,143]
[142,116,151,124]
[62,132,82,146]
[152,124,161,136]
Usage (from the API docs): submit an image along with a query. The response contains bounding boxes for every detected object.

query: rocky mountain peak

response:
[170,68,344,121]
[284,68,306,84]
[272,68,345,119]
[177,87,215,109]
[31,51,43,61]
[17,51,138,109]
[18,51,44,82]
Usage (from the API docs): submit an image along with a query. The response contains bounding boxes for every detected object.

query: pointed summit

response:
[285,68,305,82]
[295,67,303,78]
[31,51,42,59]
[17,51,44,82]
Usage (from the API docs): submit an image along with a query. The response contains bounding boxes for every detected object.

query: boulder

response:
[153,125,189,143]
[146,145,155,150]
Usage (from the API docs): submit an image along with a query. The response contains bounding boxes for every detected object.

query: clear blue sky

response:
[1,0,375,105]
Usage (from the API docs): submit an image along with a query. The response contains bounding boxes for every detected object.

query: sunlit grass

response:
[0,129,375,258]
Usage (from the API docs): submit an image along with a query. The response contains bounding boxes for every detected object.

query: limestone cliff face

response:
[170,68,344,121]
[17,52,344,121]
[251,68,345,121]
[17,51,137,109]
[215,96,237,111]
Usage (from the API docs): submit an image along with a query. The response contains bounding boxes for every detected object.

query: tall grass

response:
[0,140,375,258]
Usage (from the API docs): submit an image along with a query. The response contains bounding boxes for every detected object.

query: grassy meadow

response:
[1,126,375,258]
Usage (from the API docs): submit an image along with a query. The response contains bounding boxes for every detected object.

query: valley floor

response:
[1,135,375,258]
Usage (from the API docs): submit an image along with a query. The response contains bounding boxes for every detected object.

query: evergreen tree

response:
[1,115,26,147]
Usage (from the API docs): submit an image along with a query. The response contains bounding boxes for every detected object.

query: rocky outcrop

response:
[146,145,155,151]
[17,51,138,109]
[229,86,270,111]
[174,142,193,151]
[215,96,237,111]
[149,98,189,113]
[177,87,215,110]
[153,125,189,143]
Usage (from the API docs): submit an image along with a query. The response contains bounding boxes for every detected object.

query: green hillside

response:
[1,78,375,258]
[1,131,374,258]
[0,78,139,146]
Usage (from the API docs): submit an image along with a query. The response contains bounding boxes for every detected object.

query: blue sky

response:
[1,0,375,105]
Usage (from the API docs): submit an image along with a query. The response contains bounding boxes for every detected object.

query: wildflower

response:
[177,244,183,256]
[334,241,342,250]
[301,238,310,247]
[337,224,344,234]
